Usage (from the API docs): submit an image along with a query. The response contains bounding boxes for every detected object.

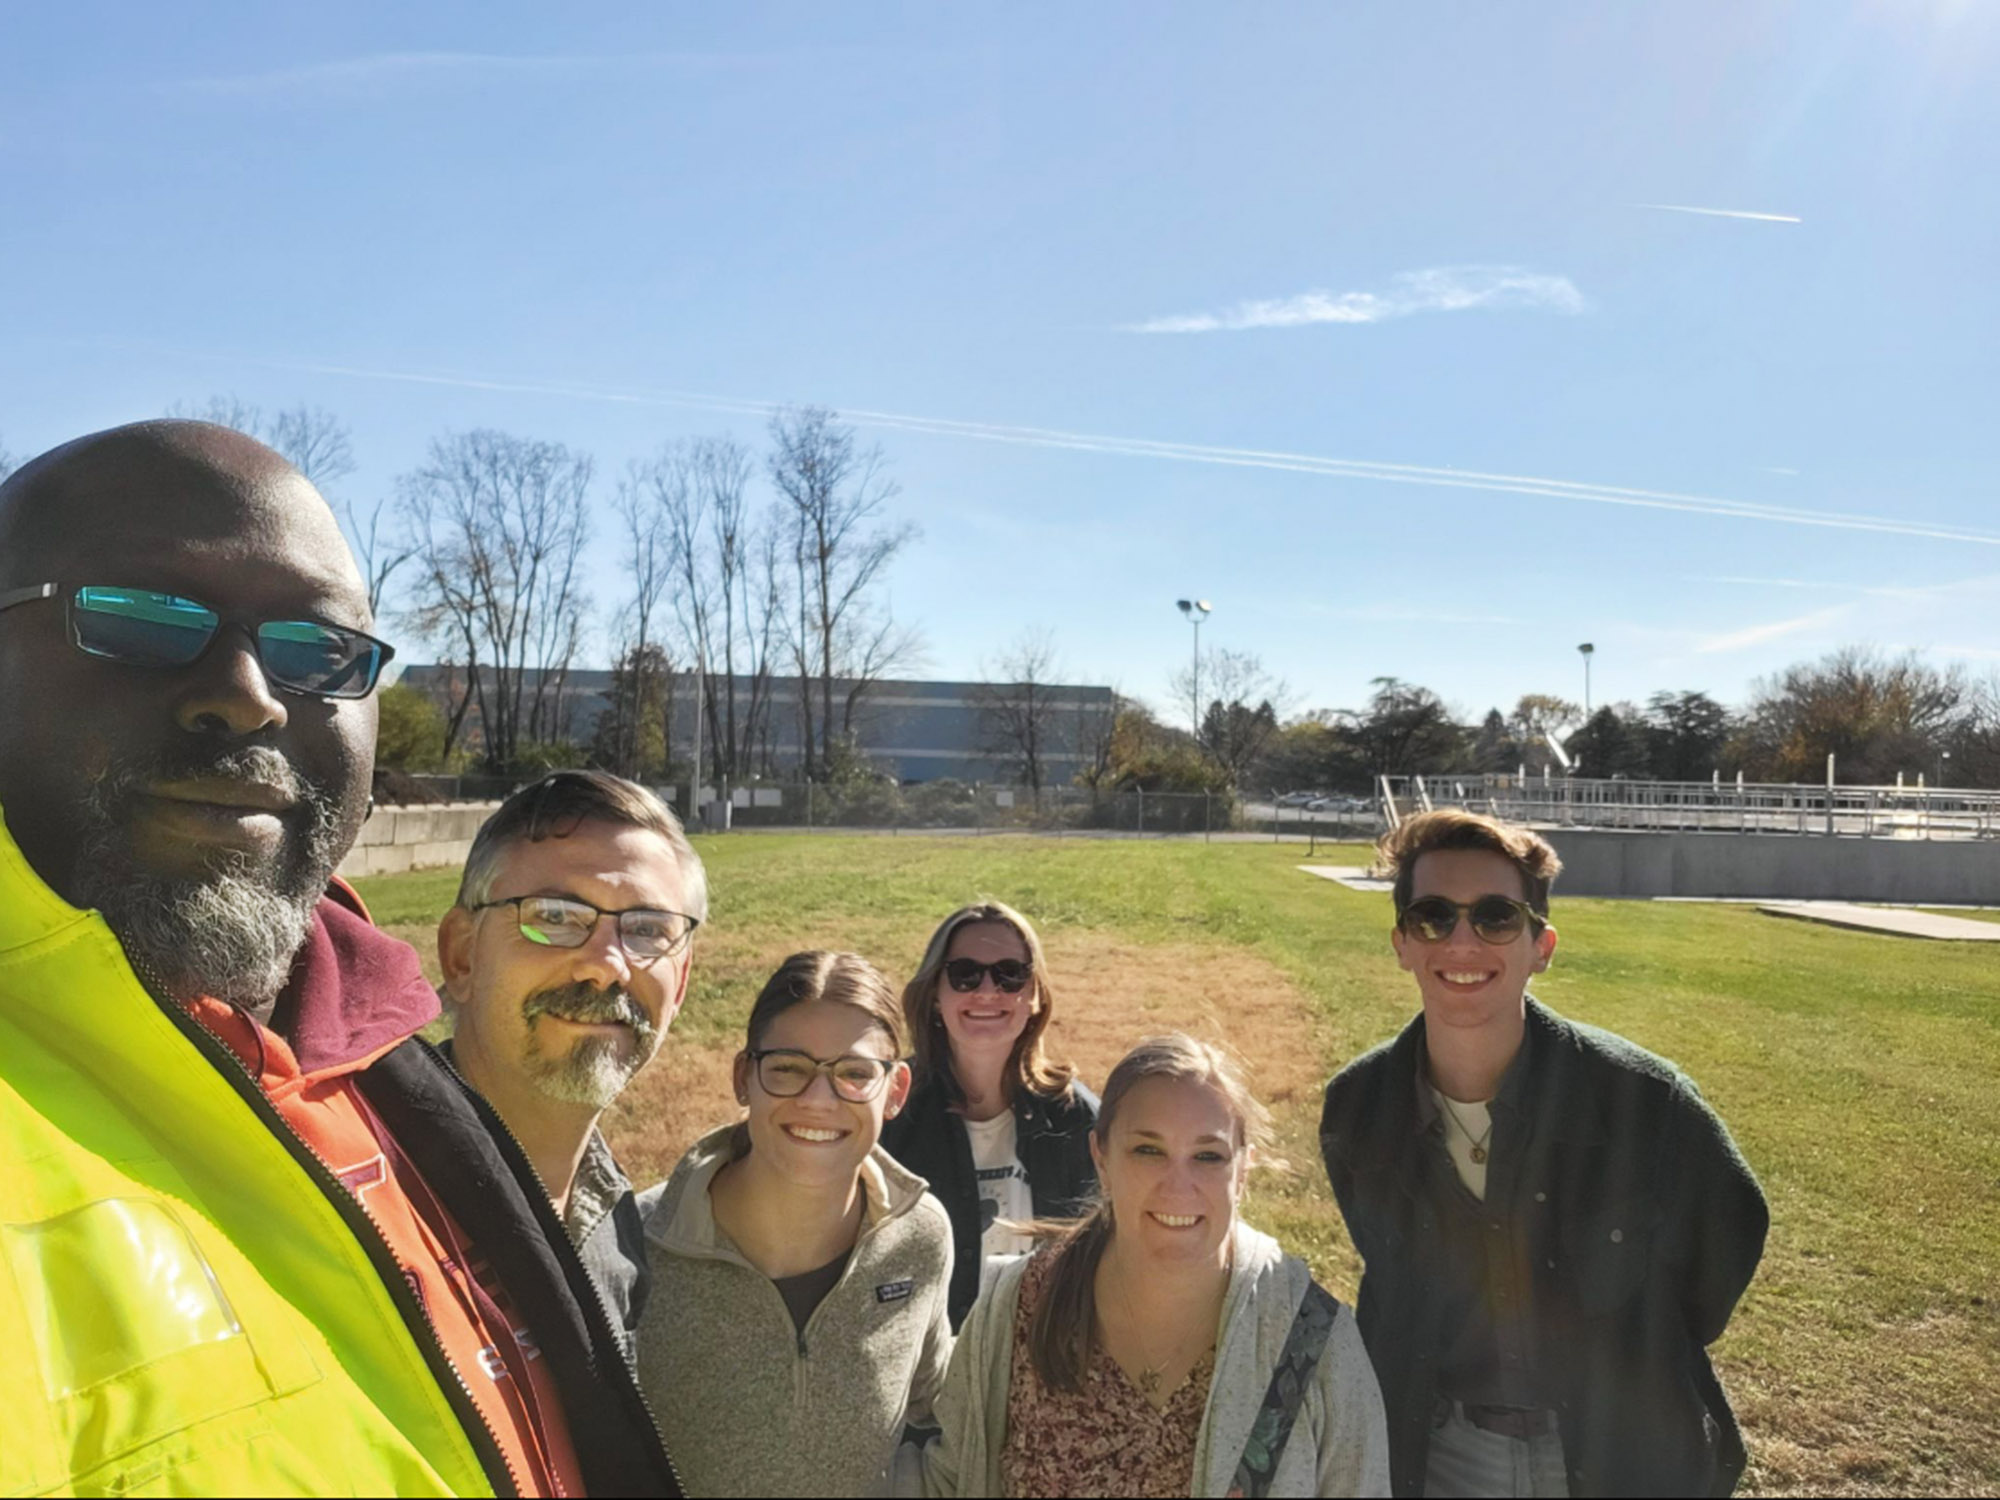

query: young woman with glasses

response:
[881,902,1099,1329]
[636,951,953,1498]
[900,1035,1390,1499]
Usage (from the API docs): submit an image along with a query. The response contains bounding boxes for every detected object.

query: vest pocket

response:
[4,1195,321,1477]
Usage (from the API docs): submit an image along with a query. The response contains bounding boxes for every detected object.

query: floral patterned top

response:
[998,1249,1216,1499]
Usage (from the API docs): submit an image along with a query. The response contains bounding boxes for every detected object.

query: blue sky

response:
[4,1,1996,727]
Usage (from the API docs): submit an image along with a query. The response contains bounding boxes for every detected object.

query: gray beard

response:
[520,982,660,1109]
[75,746,343,1014]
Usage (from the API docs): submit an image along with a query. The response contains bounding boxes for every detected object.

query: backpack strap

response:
[1228,1280,1341,1499]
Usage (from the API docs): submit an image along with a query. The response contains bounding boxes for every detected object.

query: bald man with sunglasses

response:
[0,422,678,1496]
[1319,810,1767,1499]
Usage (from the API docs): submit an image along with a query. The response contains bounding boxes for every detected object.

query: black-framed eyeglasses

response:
[0,582,396,701]
[943,957,1033,993]
[472,895,699,962]
[747,1048,898,1103]
[1397,894,1543,945]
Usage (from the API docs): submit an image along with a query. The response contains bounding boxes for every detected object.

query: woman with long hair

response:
[881,901,1098,1329]
[637,952,954,1498]
[904,1035,1389,1498]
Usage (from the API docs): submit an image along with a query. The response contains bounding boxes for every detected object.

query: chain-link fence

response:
[385,772,1386,843]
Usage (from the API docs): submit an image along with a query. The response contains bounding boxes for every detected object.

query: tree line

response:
[1249,649,2000,793]
[151,399,923,785]
[6,414,1991,796]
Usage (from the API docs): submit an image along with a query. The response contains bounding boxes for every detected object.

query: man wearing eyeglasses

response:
[437,770,705,1358]
[0,422,678,1496]
[1318,809,1767,1498]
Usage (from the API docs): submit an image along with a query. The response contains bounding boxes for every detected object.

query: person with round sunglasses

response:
[637,951,953,1498]
[902,1034,1390,1498]
[1319,810,1768,1498]
[881,902,1099,1330]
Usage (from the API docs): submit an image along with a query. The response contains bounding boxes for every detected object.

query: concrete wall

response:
[337,801,501,880]
[1546,828,2000,905]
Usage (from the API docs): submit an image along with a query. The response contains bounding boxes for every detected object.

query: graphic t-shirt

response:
[964,1110,1035,1259]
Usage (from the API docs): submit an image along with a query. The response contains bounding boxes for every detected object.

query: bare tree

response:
[0,435,16,483]
[627,436,783,784]
[611,462,676,778]
[398,430,593,772]
[767,406,918,780]
[171,397,411,613]
[1074,689,1124,803]
[172,397,355,489]
[975,630,1066,798]
[1168,648,1291,787]
[1730,646,1967,783]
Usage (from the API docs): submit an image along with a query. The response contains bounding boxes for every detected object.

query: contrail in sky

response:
[1635,203,1802,224]
[171,348,2000,549]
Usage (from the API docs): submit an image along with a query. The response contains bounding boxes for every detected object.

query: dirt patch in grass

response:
[599,930,1330,1196]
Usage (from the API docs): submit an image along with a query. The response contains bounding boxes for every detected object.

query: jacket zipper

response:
[128,955,522,1499]
[420,1038,687,1498]
[674,1166,898,1418]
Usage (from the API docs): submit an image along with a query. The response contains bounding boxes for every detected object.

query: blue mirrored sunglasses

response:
[0,583,395,700]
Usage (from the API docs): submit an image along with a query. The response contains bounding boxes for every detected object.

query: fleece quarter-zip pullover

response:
[637,1125,954,1498]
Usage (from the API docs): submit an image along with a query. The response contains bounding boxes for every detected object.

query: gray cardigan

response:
[637,1126,955,1498]
[898,1221,1390,1498]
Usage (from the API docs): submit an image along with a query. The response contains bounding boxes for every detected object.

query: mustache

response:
[522,982,656,1040]
[96,743,318,811]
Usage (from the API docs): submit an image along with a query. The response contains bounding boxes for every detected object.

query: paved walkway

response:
[1299,865,1394,892]
[1756,902,2000,942]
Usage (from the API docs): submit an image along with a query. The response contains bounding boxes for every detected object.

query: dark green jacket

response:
[1319,999,1768,1498]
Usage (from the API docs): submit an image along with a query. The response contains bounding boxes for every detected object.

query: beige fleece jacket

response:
[636,1125,955,1498]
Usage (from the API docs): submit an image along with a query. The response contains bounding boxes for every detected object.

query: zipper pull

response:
[797,1331,808,1359]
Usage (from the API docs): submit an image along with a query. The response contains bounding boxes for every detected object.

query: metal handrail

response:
[1378,774,1999,840]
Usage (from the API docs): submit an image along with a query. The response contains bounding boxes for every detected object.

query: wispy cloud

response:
[1689,571,2000,602]
[172,50,708,98]
[1696,605,1852,654]
[141,344,2000,550]
[1125,266,1586,334]
[1635,203,1802,224]
[1756,466,1800,477]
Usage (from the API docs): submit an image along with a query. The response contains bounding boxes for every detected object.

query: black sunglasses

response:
[0,583,395,700]
[943,957,1033,993]
[1398,895,1543,945]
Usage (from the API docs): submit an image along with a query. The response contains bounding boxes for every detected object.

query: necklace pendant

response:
[1139,1367,1161,1396]
[1470,1143,1488,1164]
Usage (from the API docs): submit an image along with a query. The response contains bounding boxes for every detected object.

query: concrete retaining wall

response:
[1546,828,2000,905]
[337,801,501,880]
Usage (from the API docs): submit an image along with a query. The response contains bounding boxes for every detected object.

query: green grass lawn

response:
[356,835,2000,1497]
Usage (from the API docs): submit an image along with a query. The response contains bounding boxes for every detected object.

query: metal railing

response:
[1382,773,2000,840]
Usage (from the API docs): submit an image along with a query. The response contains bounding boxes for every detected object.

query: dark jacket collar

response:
[1337,996,1593,1171]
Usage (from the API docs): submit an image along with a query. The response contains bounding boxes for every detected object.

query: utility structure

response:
[1177,598,1212,741]
[1578,642,1595,718]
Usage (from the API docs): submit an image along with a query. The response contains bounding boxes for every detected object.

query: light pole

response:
[1577,642,1595,719]
[1177,599,1212,739]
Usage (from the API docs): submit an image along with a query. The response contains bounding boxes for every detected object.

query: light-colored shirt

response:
[1429,1088,1492,1201]
[965,1111,1036,1258]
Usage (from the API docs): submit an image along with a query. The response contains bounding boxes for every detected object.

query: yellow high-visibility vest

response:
[0,805,493,1497]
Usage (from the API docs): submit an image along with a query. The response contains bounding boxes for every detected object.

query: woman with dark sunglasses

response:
[635,952,954,1497]
[881,902,1099,1330]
